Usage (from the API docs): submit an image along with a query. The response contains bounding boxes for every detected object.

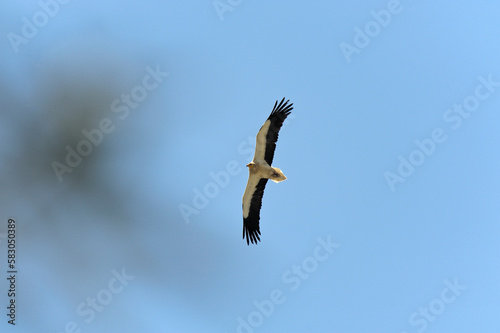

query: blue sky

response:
[0,1,499,332]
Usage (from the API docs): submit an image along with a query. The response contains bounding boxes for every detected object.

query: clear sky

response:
[0,1,499,332]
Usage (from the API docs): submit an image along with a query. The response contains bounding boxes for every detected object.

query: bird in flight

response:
[242,97,293,245]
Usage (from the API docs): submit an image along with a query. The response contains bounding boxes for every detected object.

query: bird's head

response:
[246,162,255,169]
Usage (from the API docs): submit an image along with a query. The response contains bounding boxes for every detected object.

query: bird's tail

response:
[270,167,287,183]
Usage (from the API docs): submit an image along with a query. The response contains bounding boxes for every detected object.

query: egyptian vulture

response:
[242,97,293,245]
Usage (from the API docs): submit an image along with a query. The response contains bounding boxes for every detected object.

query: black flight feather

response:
[264,97,293,165]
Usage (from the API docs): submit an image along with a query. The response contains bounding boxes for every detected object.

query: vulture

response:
[242,97,293,245]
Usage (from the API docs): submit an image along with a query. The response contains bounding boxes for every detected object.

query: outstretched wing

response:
[242,176,268,245]
[253,97,293,165]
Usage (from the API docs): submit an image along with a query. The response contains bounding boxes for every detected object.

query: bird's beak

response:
[246,163,253,168]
